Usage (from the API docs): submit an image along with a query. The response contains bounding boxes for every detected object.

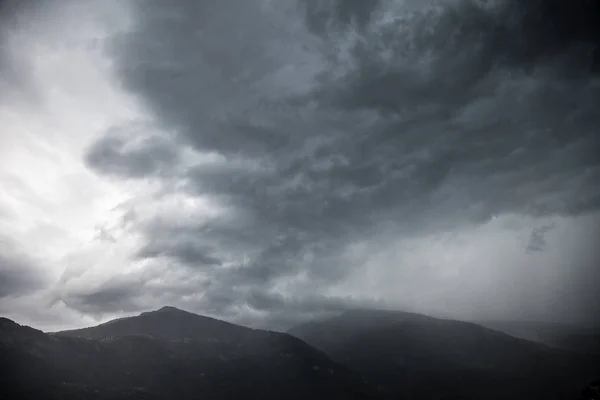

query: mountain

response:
[288,309,600,400]
[0,308,380,400]
[54,306,252,342]
[476,320,600,354]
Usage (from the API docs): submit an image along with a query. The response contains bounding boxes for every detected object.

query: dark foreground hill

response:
[288,309,600,400]
[0,307,380,400]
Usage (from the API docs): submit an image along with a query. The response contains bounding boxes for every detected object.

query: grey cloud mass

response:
[76,0,600,326]
[0,1,33,102]
[5,0,598,328]
[0,0,62,105]
[136,240,223,267]
[526,224,555,253]
[85,124,180,178]
[0,237,47,299]
[63,282,142,315]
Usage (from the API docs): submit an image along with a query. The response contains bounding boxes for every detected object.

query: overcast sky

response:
[0,0,599,332]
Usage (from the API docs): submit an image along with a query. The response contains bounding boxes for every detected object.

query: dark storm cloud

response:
[512,0,600,68]
[136,239,222,267]
[0,239,46,298]
[0,0,38,102]
[63,283,142,315]
[59,272,217,317]
[526,224,555,253]
[300,0,382,33]
[85,128,180,178]
[86,0,600,321]
[0,261,41,298]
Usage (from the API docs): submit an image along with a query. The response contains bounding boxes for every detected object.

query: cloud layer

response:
[1,0,599,330]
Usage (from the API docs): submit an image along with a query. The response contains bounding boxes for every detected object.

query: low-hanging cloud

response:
[85,123,180,179]
[526,224,555,253]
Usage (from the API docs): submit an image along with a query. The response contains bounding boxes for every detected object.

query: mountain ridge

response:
[54,305,252,342]
[288,308,600,400]
[1,308,381,399]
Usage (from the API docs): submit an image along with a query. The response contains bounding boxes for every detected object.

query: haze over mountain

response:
[289,309,600,399]
[476,320,600,354]
[1,307,379,399]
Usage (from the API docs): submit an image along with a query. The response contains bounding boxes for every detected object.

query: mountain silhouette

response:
[1,308,380,399]
[288,309,600,400]
[55,306,253,342]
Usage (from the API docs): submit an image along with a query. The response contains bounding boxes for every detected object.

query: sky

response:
[0,0,599,332]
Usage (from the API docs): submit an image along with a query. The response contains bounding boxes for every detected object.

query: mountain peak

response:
[56,305,250,342]
[138,306,195,318]
[156,305,186,313]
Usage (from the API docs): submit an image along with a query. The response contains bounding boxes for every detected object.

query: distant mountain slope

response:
[1,308,381,400]
[288,309,600,400]
[477,320,600,354]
